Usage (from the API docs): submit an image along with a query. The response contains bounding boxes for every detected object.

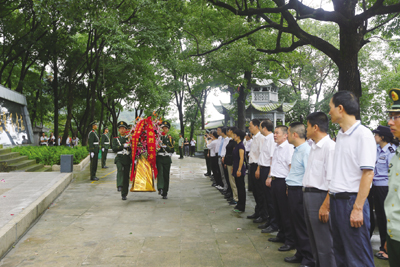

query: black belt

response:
[303,187,328,193]
[270,176,284,180]
[250,163,258,166]
[329,192,357,199]
[287,186,302,190]
[259,166,270,169]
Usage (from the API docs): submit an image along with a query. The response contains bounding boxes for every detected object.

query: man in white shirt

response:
[257,119,278,232]
[266,125,295,252]
[320,91,376,266]
[303,112,336,267]
[216,127,228,191]
[246,119,267,224]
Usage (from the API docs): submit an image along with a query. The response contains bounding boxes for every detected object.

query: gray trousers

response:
[218,157,228,190]
[303,191,336,267]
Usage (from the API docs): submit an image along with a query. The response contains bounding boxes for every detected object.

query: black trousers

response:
[271,178,295,246]
[288,186,315,266]
[204,149,212,175]
[251,164,268,219]
[190,146,195,156]
[368,185,389,252]
[235,174,246,211]
[210,156,223,186]
[260,166,277,227]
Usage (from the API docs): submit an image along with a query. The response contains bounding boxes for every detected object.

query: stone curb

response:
[0,172,74,259]
[45,155,90,172]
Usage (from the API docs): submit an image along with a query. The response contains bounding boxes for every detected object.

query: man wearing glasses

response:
[385,88,400,266]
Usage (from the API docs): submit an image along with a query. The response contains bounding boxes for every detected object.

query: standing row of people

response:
[202,90,400,267]
[178,134,196,158]
[39,132,79,147]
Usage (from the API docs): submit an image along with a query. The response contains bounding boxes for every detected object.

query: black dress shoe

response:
[258,221,270,229]
[122,196,127,200]
[204,173,210,176]
[229,200,237,206]
[226,197,233,202]
[284,255,302,263]
[278,244,295,251]
[90,177,99,181]
[162,195,168,199]
[253,217,267,223]
[224,194,232,199]
[102,166,109,169]
[268,237,285,243]
[117,186,122,192]
[261,226,278,233]
[299,265,312,267]
[211,183,217,187]
[247,213,259,219]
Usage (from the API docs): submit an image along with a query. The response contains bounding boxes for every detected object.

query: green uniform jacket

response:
[101,133,110,150]
[88,130,100,152]
[159,135,175,154]
[112,135,131,165]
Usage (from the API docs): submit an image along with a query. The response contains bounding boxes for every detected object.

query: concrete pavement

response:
[0,155,390,266]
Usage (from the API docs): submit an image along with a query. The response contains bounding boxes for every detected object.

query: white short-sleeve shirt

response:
[303,135,336,191]
[258,133,275,167]
[207,139,218,157]
[220,137,231,157]
[249,131,264,164]
[329,121,376,193]
[270,140,294,178]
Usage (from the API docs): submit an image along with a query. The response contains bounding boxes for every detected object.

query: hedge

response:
[12,146,89,166]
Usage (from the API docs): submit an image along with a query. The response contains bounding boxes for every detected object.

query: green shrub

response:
[12,146,89,166]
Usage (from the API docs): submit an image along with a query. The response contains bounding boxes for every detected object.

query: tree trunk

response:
[237,71,250,130]
[52,56,59,144]
[62,80,74,145]
[201,90,208,130]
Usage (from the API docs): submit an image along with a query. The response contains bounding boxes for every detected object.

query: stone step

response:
[34,166,53,172]
[0,148,12,155]
[6,159,37,171]
[0,152,20,161]
[0,155,29,165]
[22,164,45,172]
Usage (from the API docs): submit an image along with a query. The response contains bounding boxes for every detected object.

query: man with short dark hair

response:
[303,112,336,267]
[247,119,267,224]
[267,125,295,252]
[284,122,314,266]
[257,119,278,232]
[320,91,375,266]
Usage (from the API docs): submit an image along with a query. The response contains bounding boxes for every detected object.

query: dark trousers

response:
[246,153,252,191]
[204,149,212,175]
[271,178,295,246]
[223,164,232,196]
[288,187,315,266]
[368,185,388,252]
[101,148,108,167]
[303,191,336,267]
[249,163,258,203]
[156,156,171,196]
[210,156,223,186]
[387,234,400,267]
[190,146,195,156]
[235,175,246,211]
[90,149,99,179]
[330,194,374,267]
[179,147,184,158]
[116,161,131,197]
[253,165,269,219]
[260,167,277,227]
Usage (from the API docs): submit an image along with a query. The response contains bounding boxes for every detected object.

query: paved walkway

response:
[0,155,389,266]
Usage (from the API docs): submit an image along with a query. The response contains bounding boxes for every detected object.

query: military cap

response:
[117,121,128,129]
[103,126,108,131]
[372,126,393,138]
[388,88,400,112]
[90,120,98,126]
[161,121,171,129]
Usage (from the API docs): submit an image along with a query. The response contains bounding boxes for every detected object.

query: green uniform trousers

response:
[101,148,108,167]
[387,235,400,266]
[156,155,171,196]
[116,161,131,197]
[90,148,99,179]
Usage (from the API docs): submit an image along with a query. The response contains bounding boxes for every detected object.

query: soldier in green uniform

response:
[112,121,132,200]
[157,121,174,199]
[385,88,400,266]
[100,127,110,169]
[88,121,100,181]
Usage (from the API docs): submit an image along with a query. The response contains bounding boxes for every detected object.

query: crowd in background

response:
[202,90,400,267]
[39,132,79,147]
